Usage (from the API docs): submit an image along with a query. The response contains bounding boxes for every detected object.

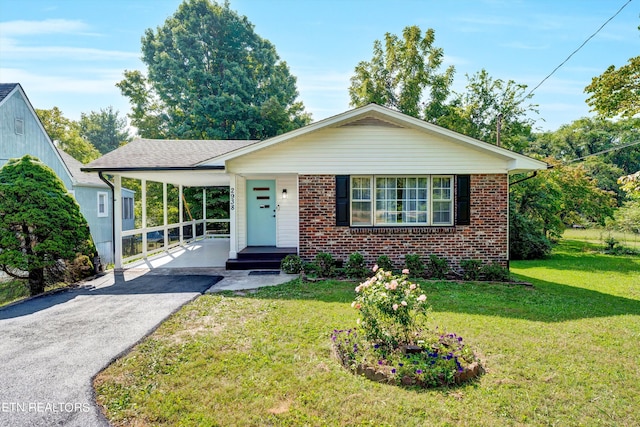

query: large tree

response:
[509,159,617,259]
[349,25,454,121]
[118,0,310,139]
[0,155,96,295]
[79,106,131,154]
[585,55,640,119]
[36,107,101,163]
[529,117,640,204]
[436,69,537,152]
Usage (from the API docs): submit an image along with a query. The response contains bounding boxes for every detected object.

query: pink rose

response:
[372,264,379,272]
[392,303,399,311]
[409,284,417,290]
[401,300,408,306]
[402,269,410,275]
[417,294,427,302]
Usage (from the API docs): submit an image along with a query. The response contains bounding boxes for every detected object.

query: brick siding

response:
[298,174,508,272]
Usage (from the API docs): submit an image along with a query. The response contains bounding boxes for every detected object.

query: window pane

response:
[432,201,452,225]
[352,202,372,225]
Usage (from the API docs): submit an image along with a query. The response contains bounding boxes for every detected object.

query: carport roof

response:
[84,137,258,170]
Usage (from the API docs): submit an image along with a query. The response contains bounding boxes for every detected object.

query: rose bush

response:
[333,266,483,387]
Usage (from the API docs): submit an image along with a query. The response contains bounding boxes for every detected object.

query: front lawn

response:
[94,240,640,426]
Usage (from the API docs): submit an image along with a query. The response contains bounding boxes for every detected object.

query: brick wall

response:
[298,174,508,272]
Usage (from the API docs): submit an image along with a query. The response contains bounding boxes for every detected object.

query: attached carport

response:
[82,138,257,269]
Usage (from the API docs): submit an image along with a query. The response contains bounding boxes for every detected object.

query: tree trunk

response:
[28,268,45,296]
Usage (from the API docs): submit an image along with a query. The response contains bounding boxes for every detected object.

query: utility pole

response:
[496,113,502,147]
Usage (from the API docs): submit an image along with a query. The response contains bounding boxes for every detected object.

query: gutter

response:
[98,171,116,266]
[510,171,538,185]
[81,165,225,173]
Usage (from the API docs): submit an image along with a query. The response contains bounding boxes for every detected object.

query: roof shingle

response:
[86,138,258,169]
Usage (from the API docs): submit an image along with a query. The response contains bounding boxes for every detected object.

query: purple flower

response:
[416,369,423,374]
[391,368,396,374]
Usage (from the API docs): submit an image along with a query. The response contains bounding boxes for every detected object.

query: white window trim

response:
[350,175,454,227]
[97,192,109,217]
[122,196,133,220]
[15,118,24,135]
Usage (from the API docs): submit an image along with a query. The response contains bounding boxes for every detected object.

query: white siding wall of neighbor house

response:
[0,89,73,188]
[227,125,510,175]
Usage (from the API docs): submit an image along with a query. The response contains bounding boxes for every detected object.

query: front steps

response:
[225,246,297,270]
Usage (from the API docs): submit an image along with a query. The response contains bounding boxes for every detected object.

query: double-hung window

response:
[350,175,453,226]
[97,192,108,217]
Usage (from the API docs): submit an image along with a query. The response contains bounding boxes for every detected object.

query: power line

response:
[524,0,633,100]
[564,139,640,164]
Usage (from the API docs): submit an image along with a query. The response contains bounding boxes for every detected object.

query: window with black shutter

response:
[335,175,350,226]
[456,175,471,225]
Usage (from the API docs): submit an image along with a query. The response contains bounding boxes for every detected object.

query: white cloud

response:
[0,67,123,94]
[0,37,139,61]
[0,19,93,36]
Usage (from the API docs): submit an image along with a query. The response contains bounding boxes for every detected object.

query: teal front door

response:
[247,180,276,246]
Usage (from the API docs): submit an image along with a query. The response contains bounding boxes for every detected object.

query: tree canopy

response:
[349,25,454,121]
[118,0,310,140]
[437,69,537,152]
[36,107,101,163]
[0,155,96,295]
[79,106,131,154]
[585,55,640,119]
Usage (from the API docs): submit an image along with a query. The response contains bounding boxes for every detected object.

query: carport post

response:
[113,174,123,269]
[179,184,184,244]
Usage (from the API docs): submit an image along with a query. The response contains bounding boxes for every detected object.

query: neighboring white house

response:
[84,104,548,270]
[0,83,134,266]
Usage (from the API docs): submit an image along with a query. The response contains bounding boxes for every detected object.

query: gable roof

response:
[85,137,258,171]
[0,83,19,104]
[58,150,108,188]
[0,82,108,188]
[204,103,548,174]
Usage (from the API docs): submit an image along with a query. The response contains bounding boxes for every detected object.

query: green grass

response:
[0,279,74,307]
[0,279,30,307]
[94,242,640,426]
[563,227,640,250]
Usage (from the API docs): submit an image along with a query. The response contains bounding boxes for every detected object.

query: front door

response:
[247,180,276,246]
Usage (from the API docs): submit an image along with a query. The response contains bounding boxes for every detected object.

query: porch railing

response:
[121,219,230,263]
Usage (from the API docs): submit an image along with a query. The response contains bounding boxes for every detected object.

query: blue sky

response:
[1,0,638,132]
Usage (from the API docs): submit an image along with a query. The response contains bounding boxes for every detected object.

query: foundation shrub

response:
[427,254,449,279]
[460,259,483,281]
[280,254,304,274]
[481,262,510,282]
[376,255,394,272]
[404,254,425,278]
[345,252,369,279]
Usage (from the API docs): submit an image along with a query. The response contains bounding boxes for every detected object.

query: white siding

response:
[276,175,298,248]
[236,177,247,251]
[227,125,510,175]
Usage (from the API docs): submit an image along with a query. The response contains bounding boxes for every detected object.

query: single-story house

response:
[0,83,134,266]
[83,103,547,270]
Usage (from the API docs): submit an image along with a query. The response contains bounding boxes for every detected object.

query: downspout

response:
[99,171,115,267]
[507,170,540,270]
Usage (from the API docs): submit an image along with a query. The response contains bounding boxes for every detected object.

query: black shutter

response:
[456,175,471,225]
[336,175,350,226]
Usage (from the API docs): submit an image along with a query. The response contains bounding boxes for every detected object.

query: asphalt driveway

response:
[0,270,221,427]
